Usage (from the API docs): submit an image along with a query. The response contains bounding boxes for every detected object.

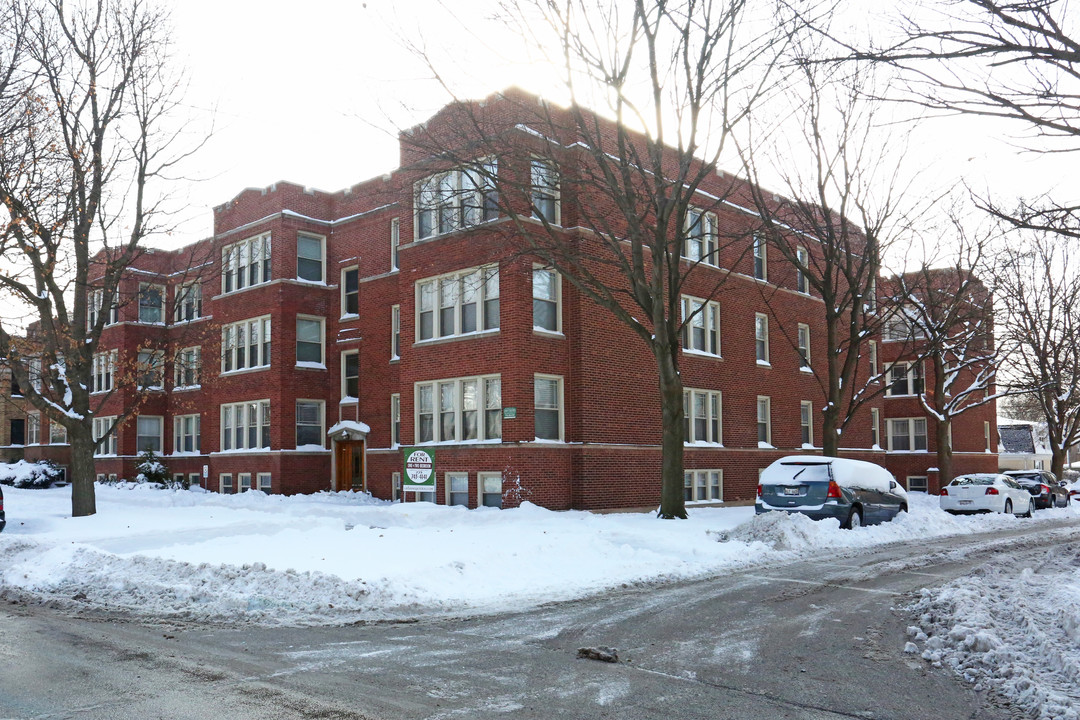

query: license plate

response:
[959,500,973,505]
[783,487,801,496]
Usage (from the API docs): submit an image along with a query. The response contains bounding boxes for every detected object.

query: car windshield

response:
[950,475,994,486]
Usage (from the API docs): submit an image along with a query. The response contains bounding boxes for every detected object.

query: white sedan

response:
[940,473,1034,516]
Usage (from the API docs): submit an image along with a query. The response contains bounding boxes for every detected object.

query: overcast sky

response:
[159,0,1076,250]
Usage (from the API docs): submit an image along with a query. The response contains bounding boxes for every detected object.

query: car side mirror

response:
[889,480,897,490]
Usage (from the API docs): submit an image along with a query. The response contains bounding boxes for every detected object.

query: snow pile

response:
[0,460,64,489]
[909,547,1080,720]
[713,509,839,550]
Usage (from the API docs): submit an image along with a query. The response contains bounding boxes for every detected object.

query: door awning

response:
[327,420,371,443]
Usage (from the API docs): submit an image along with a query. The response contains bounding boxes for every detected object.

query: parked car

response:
[1003,470,1070,508]
[0,485,5,533]
[940,474,1034,516]
[756,456,908,529]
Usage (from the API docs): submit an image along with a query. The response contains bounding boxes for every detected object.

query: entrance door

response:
[334,441,365,492]
[10,418,24,446]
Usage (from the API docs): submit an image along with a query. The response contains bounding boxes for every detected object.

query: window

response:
[391,305,401,359]
[392,472,401,502]
[755,313,770,364]
[87,289,118,329]
[530,158,559,224]
[883,313,926,341]
[391,394,401,447]
[869,340,879,379]
[137,350,164,389]
[480,473,503,508]
[753,234,767,280]
[296,400,324,448]
[173,283,202,322]
[28,357,41,391]
[985,421,992,452]
[796,247,809,293]
[173,473,185,486]
[138,283,164,324]
[221,316,271,372]
[297,233,325,282]
[447,472,469,507]
[681,296,720,356]
[342,351,359,399]
[871,407,881,448]
[416,266,499,341]
[800,401,813,446]
[683,208,718,266]
[92,351,116,393]
[414,375,501,444]
[390,217,400,271]
[684,470,722,502]
[220,400,271,451]
[907,475,928,492]
[868,278,877,313]
[258,473,272,492]
[533,267,560,333]
[220,473,233,494]
[174,347,201,388]
[886,362,924,397]
[136,416,163,453]
[415,161,498,239]
[342,268,359,316]
[239,473,253,492]
[93,416,117,455]
[173,414,201,454]
[682,389,722,444]
[757,396,771,446]
[50,421,67,445]
[296,317,324,365]
[887,418,928,452]
[797,324,811,368]
[27,413,40,445]
[534,375,563,441]
[189,472,201,487]
[222,233,271,294]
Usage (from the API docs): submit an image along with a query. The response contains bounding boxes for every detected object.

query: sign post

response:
[402,447,436,493]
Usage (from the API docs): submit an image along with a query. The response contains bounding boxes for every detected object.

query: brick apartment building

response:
[0,90,998,507]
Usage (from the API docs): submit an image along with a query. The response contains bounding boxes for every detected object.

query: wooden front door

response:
[334,441,365,492]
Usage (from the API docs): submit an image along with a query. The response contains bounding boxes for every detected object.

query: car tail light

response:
[940,488,948,496]
[827,481,842,499]
[1040,484,1050,494]
[756,484,763,498]
[985,487,999,495]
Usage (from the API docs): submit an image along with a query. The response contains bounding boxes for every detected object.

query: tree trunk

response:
[936,418,954,486]
[69,425,97,517]
[821,403,840,457]
[656,347,687,519]
[1051,448,1067,482]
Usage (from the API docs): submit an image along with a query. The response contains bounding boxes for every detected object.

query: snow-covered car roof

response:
[760,455,903,495]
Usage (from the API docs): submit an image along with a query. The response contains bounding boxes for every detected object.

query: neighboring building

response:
[997,421,1052,471]
[16,89,991,508]
[0,357,73,477]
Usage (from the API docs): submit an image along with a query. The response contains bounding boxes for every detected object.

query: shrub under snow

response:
[0,460,64,489]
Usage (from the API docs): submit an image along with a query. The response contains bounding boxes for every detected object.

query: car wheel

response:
[843,506,863,529]
[899,504,909,514]
[1023,500,1034,518]
[1004,499,1013,515]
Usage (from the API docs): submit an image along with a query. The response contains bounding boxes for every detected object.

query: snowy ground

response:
[1,484,1076,630]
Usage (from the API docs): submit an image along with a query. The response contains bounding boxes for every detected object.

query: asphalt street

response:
[3,517,1078,720]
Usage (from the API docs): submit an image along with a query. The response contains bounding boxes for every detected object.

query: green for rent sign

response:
[403,447,436,492]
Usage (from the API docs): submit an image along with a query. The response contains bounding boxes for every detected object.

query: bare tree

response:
[883,226,999,484]
[0,0,202,516]
[402,0,792,517]
[993,234,1080,480]
[739,52,919,456]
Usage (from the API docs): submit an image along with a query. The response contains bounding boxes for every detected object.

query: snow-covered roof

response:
[997,425,1036,455]
[327,420,371,437]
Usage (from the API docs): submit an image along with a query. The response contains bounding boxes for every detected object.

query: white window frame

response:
[533,266,562,334]
[681,295,721,357]
[757,396,772,446]
[220,400,271,451]
[479,471,504,508]
[137,350,165,390]
[683,208,718,267]
[173,413,201,455]
[415,160,499,240]
[173,282,203,323]
[296,232,326,283]
[887,417,928,452]
[391,304,401,360]
[296,315,326,367]
[222,233,271,294]
[684,469,723,503]
[755,313,770,365]
[683,388,722,445]
[797,323,811,369]
[907,475,928,492]
[136,415,164,453]
[26,412,40,445]
[91,350,116,394]
[753,233,767,280]
[341,266,359,318]
[188,472,201,487]
[391,393,401,448]
[414,375,502,444]
[416,265,500,342]
[985,421,992,452]
[87,289,118,329]
[93,416,117,456]
[137,283,165,325]
[221,316,272,373]
[28,357,41,392]
[49,421,67,445]
[392,471,402,502]
[174,346,201,389]
[530,158,560,226]
[800,401,813,447]
[239,473,253,492]
[295,399,326,449]
[869,340,879,379]
[219,473,233,494]
[341,350,359,400]
[447,471,469,507]
[885,361,924,397]
[258,472,272,492]
[795,246,809,293]
[871,407,881,448]
[534,374,564,442]
[390,217,400,271]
